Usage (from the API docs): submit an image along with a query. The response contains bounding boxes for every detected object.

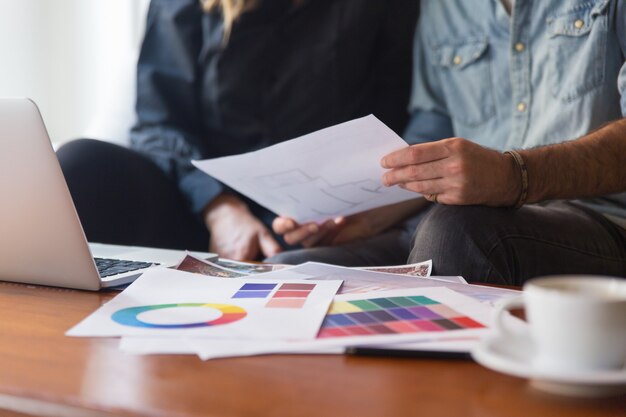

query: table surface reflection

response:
[0,281,624,417]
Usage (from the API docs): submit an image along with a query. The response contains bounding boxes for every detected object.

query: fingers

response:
[273,217,315,245]
[397,178,444,196]
[381,142,449,169]
[274,216,343,247]
[258,229,282,258]
[272,217,297,235]
[281,223,321,245]
[300,219,340,248]
[382,158,446,187]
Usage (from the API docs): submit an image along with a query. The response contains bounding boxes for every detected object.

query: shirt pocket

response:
[547,0,610,102]
[431,39,495,127]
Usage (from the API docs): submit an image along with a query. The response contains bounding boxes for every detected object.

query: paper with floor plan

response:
[192,115,418,223]
[66,268,341,340]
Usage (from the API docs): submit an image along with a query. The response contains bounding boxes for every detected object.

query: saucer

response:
[471,333,626,397]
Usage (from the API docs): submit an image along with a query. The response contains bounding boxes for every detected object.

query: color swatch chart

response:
[232,283,317,308]
[318,295,484,338]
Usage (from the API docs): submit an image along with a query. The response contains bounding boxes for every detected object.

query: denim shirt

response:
[405,0,626,227]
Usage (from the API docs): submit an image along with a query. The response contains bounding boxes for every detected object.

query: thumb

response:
[272,216,297,234]
[333,216,347,226]
[258,229,282,258]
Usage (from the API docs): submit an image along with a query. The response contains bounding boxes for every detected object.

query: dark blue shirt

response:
[130,0,419,224]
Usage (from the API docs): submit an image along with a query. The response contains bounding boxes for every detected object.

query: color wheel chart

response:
[318,295,484,338]
[111,303,247,329]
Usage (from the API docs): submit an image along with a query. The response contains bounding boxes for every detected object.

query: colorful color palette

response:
[317,295,484,338]
[232,283,277,299]
[111,303,247,329]
[266,283,317,309]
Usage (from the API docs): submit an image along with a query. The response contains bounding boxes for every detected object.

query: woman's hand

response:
[272,217,342,248]
[272,199,426,247]
[204,194,282,260]
[381,137,520,207]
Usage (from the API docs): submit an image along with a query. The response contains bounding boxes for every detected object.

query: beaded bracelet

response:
[504,150,528,209]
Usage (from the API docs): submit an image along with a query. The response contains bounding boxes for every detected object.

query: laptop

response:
[0,98,216,290]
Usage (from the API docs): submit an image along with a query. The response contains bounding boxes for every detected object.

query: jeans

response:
[408,201,626,285]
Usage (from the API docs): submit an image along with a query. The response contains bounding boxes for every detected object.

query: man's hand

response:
[204,194,282,260]
[381,138,520,207]
[272,199,426,247]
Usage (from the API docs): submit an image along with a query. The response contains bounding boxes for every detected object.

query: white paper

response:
[247,262,441,294]
[119,337,342,359]
[359,260,433,278]
[259,262,518,303]
[286,287,491,348]
[190,340,343,360]
[427,276,468,285]
[67,268,341,340]
[248,262,487,298]
[191,287,492,359]
[89,265,518,361]
[192,115,417,223]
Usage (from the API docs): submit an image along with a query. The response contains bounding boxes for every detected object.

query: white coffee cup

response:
[495,275,626,373]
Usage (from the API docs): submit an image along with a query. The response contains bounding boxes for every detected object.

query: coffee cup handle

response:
[494,295,527,338]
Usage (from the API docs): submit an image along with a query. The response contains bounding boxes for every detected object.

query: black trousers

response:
[56,139,208,251]
[56,139,422,266]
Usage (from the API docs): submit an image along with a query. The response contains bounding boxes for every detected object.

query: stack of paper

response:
[191,114,417,223]
[67,269,341,340]
[66,256,519,360]
[67,115,522,359]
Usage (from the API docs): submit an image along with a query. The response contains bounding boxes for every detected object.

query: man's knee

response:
[411,205,490,251]
[265,249,312,265]
[408,205,513,279]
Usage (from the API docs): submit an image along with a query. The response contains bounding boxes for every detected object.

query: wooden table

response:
[1,281,624,417]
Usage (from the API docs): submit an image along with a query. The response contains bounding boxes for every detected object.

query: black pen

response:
[345,346,473,360]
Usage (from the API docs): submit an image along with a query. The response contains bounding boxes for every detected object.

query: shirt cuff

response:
[179,169,225,215]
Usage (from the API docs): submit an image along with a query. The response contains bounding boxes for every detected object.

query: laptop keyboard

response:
[94,257,157,278]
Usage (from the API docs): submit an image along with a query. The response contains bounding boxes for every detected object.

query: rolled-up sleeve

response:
[130,0,223,215]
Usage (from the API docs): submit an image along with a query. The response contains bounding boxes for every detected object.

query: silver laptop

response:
[0,98,216,290]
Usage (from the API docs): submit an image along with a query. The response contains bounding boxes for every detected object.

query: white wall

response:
[0,0,150,144]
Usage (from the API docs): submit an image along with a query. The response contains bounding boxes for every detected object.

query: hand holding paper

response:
[273,198,426,247]
[192,115,418,224]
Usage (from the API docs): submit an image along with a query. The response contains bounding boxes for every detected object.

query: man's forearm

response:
[520,118,626,203]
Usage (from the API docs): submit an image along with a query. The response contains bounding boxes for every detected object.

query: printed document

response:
[192,115,417,223]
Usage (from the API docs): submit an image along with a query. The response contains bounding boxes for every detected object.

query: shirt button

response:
[453,55,462,65]
[574,19,584,29]
[514,42,525,52]
[517,102,527,113]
